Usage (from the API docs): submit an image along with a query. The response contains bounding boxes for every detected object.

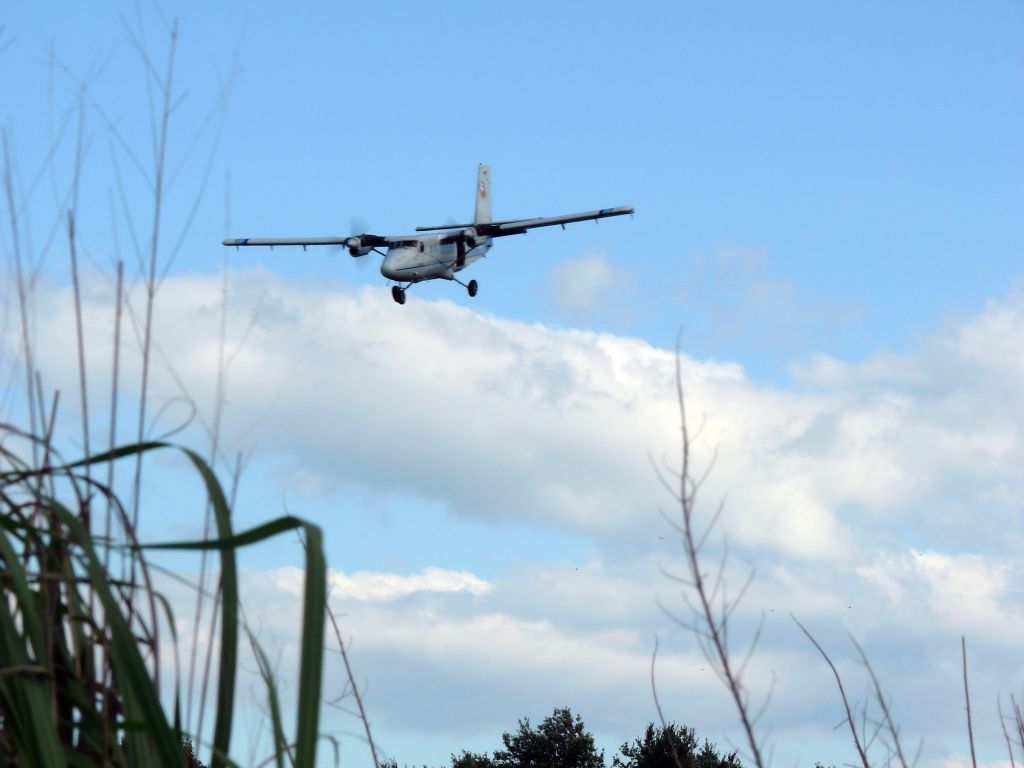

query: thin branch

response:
[650,636,686,768]
[852,634,909,768]
[998,694,1018,768]
[325,597,381,768]
[961,637,977,768]
[659,331,766,768]
[68,208,91,516]
[102,260,124,574]
[2,130,39,470]
[793,616,870,768]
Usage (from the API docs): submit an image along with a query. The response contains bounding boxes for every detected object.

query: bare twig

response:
[2,130,39,470]
[103,260,124,573]
[793,616,870,768]
[851,635,910,768]
[650,636,685,768]
[656,332,767,768]
[961,637,977,768]
[1013,694,1024,753]
[325,598,381,768]
[998,694,1018,768]
[68,210,91,513]
[68,98,92,520]
[130,15,178,535]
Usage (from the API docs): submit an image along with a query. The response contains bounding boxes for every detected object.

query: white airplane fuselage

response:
[380,234,492,283]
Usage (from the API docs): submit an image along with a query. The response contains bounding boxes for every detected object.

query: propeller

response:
[348,216,373,268]
[440,224,478,267]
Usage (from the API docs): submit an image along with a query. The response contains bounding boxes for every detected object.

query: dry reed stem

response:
[998,695,1018,768]
[650,636,686,768]
[850,635,913,768]
[2,130,40,470]
[657,335,766,768]
[325,600,381,768]
[793,617,871,768]
[962,637,977,768]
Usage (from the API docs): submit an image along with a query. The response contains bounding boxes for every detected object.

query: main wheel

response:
[467,279,478,298]
[391,286,406,305]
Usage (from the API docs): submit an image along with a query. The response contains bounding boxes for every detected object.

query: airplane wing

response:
[222,234,391,249]
[415,206,634,236]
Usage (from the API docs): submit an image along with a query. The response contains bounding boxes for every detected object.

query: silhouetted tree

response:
[491,707,604,768]
[451,751,497,768]
[612,723,742,768]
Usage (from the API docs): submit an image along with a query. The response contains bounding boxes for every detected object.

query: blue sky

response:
[3,2,1024,767]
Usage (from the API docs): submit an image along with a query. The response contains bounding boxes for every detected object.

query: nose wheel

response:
[391,285,406,305]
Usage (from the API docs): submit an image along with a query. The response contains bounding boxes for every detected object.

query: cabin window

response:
[419,242,425,253]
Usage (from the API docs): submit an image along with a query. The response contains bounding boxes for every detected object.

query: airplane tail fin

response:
[474,163,491,226]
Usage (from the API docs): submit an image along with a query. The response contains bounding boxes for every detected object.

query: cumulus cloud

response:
[13,268,1024,565]
[543,251,633,316]
[267,564,491,601]
[9,270,1024,767]
[156,549,1022,768]
[5,269,855,560]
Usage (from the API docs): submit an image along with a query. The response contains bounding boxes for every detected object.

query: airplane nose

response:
[381,255,401,281]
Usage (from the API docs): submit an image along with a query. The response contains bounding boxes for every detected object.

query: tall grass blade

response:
[49,501,182,766]
[177,447,238,768]
[0,543,67,768]
[249,631,288,768]
[294,524,326,768]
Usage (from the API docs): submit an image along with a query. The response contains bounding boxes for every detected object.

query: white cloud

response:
[14,269,1024,568]
[855,550,1023,646]
[543,251,632,316]
[266,565,491,601]
[9,270,1024,767]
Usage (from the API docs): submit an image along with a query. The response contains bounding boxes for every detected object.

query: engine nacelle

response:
[461,227,478,249]
[345,237,373,257]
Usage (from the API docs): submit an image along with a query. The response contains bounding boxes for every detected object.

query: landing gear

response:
[391,285,406,305]
[454,276,479,298]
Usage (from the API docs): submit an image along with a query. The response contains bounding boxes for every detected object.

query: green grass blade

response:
[48,500,183,767]
[178,448,238,768]
[294,523,326,768]
[0,587,67,768]
[248,630,288,768]
[0,530,46,661]
[141,515,309,551]
[7,440,332,768]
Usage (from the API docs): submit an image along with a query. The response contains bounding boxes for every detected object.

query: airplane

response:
[223,164,633,304]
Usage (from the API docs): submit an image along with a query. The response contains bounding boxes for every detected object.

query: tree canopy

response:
[384,710,751,768]
[612,723,743,768]
[491,707,605,768]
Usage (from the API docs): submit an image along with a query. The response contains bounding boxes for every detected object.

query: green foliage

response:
[0,436,329,767]
[389,710,751,768]
[492,707,604,768]
[451,750,497,768]
[612,723,743,768]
